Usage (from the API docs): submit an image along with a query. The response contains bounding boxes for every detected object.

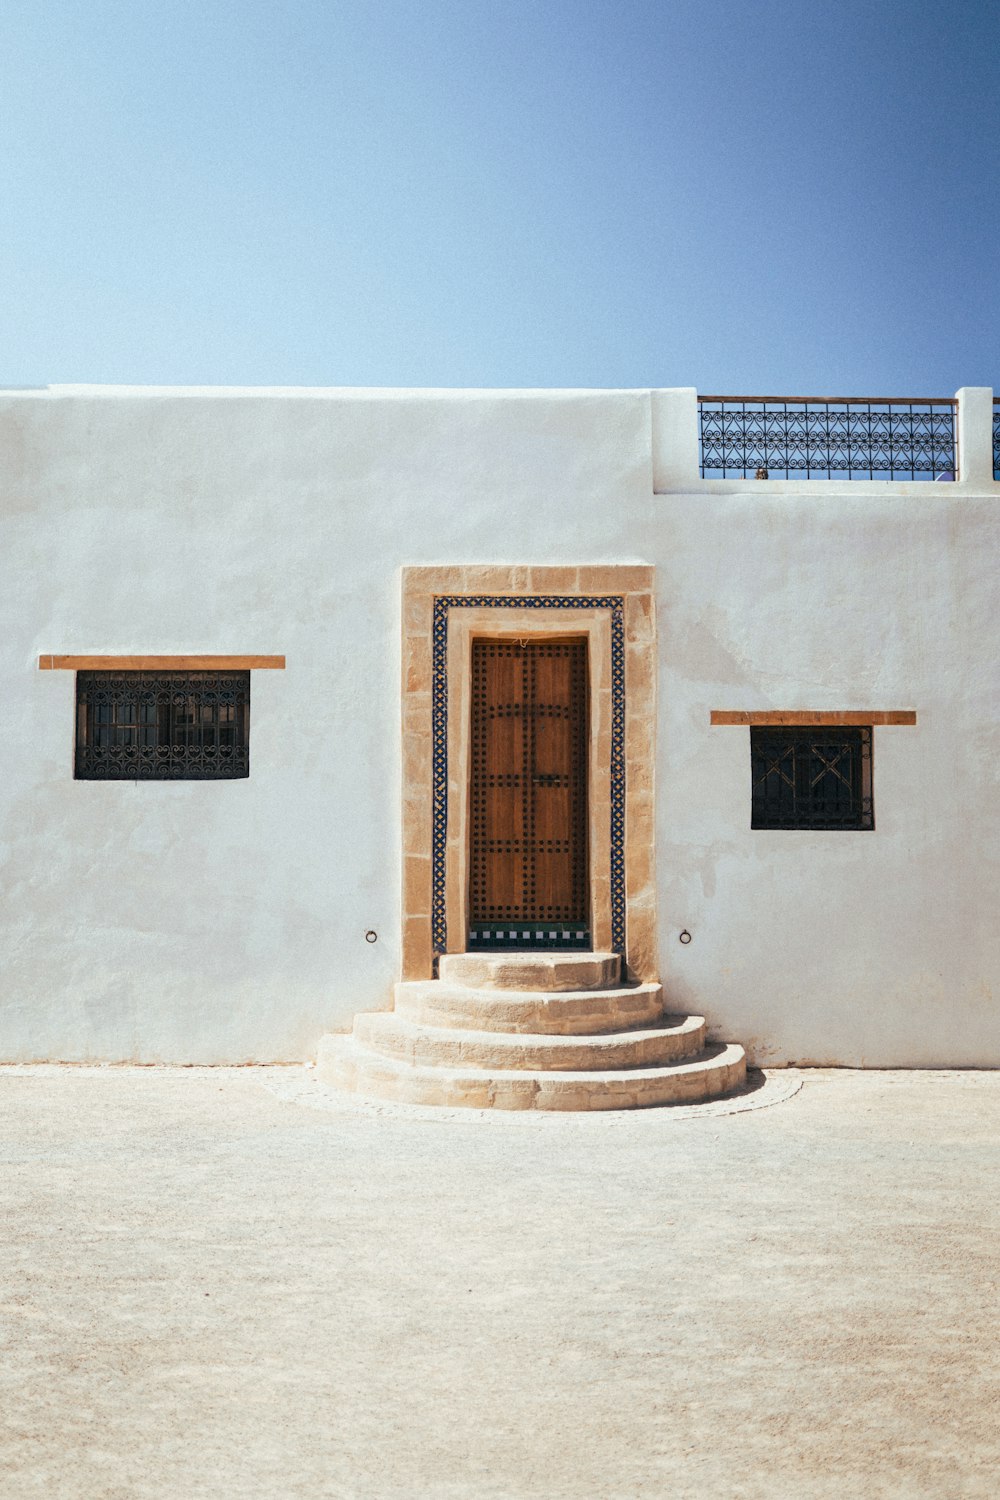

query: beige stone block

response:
[625,704,654,767]
[358,1013,707,1074]
[594,1089,643,1111]
[625,839,656,903]
[402,690,432,735]
[393,979,664,1035]
[402,590,433,637]
[326,1032,746,1110]
[622,567,656,592]
[488,1082,538,1111]
[626,642,655,703]
[403,634,432,695]
[404,854,432,918]
[625,904,658,984]
[590,798,614,858]
[625,591,656,644]
[667,1069,708,1101]
[461,564,531,594]
[586,648,606,698]
[591,916,612,956]
[444,858,463,933]
[534,1085,598,1112]
[575,565,654,595]
[628,791,654,848]
[584,621,614,670]
[402,795,430,857]
[402,730,431,789]
[402,566,466,594]
[401,916,433,980]
[595,716,613,777]
[626,708,656,768]
[626,750,653,798]
[527,566,580,592]
[438,951,620,992]
[590,804,611,877]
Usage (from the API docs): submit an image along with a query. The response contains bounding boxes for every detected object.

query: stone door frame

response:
[400,566,657,982]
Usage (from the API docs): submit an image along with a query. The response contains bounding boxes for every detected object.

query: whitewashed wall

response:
[1,385,997,1065]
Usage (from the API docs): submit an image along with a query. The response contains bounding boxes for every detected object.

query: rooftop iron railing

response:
[698,395,957,480]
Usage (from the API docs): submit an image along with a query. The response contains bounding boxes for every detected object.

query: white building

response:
[3,385,998,1079]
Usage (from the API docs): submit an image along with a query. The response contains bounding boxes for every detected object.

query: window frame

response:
[74,669,251,781]
[750,724,874,831]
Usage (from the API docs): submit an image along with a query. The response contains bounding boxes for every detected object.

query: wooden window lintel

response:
[39,655,285,671]
[711,709,916,727]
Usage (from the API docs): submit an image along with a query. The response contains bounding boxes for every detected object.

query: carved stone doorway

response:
[400,565,657,984]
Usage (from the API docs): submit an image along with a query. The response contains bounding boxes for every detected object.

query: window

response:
[750,726,873,830]
[75,671,250,780]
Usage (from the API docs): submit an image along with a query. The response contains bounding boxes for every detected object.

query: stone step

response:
[353,1011,706,1072]
[317,1034,747,1111]
[437,951,620,993]
[394,979,664,1035]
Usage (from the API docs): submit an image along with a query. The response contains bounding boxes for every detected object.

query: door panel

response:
[469,638,589,949]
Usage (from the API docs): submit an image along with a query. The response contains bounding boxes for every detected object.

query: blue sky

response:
[1,0,997,391]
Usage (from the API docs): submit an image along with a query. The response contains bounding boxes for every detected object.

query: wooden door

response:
[468,638,589,949]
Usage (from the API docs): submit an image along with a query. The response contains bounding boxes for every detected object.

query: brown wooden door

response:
[468,638,589,948]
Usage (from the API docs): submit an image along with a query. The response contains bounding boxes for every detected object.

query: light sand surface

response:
[1,1065,997,1499]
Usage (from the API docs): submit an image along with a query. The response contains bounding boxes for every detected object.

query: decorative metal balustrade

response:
[993,399,1000,480]
[699,396,957,480]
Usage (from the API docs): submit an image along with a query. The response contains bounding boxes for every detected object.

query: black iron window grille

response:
[993,399,1000,480]
[75,671,250,780]
[699,397,956,480]
[751,726,873,830]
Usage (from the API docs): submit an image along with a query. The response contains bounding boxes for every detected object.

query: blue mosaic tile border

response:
[431,595,626,957]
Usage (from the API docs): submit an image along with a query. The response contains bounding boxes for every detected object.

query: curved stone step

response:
[317,1035,747,1111]
[353,1011,706,1072]
[394,979,664,1035]
[438,951,620,993]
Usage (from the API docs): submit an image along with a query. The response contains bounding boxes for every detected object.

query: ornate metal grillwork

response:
[993,400,1000,480]
[75,671,249,780]
[699,397,956,480]
[751,726,873,830]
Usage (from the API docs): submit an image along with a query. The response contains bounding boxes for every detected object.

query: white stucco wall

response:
[2,385,998,1065]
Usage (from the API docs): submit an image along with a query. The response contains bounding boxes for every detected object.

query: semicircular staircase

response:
[317,951,746,1111]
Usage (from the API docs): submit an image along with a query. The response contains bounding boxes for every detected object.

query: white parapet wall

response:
[1,384,998,1065]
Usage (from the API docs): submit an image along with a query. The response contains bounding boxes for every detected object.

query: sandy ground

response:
[1,1064,998,1500]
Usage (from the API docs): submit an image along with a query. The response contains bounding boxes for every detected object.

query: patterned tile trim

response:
[431,595,626,956]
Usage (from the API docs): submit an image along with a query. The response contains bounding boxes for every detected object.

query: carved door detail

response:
[468,638,589,949]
